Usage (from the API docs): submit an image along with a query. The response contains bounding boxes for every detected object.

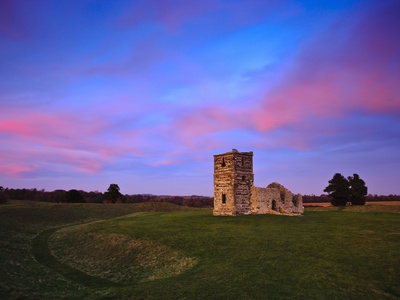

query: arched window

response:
[221,158,226,167]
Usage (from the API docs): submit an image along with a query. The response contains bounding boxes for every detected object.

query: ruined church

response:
[213,149,304,216]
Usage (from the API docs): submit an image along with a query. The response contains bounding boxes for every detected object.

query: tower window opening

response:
[222,193,226,204]
[242,175,245,181]
[221,158,226,167]
[280,191,285,203]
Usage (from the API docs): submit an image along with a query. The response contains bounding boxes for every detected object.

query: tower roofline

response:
[213,149,253,158]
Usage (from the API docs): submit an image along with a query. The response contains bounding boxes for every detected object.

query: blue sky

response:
[1,0,399,196]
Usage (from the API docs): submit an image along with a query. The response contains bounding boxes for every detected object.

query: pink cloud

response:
[0,146,103,178]
[0,106,146,177]
[1,111,85,148]
[169,1,400,151]
[258,0,400,117]
[0,161,38,178]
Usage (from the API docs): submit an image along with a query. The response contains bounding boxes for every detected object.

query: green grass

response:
[1,201,399,299]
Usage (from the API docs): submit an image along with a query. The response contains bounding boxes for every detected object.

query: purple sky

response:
[1,0,399,196]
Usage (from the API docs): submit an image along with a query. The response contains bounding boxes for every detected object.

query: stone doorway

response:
[272,200,277,211]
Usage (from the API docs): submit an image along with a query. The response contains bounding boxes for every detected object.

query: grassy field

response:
[1,201,399,299]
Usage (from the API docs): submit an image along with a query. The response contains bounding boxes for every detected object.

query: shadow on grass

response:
[31,227,125,288]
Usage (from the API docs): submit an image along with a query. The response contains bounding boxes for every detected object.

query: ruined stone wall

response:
[266,182,304,214]
[251,183,304,215]
[250,186,280,214]
[213,150,303,216]
[291,194,304,214]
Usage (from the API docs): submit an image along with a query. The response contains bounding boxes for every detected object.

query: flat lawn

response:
[1,201,399,299]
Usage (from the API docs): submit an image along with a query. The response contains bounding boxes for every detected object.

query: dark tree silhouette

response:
[65,189,84,203]
[324,173,350,206]
[348,174,368,205]
[103,184,123,203]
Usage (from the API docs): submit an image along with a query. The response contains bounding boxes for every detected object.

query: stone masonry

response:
[213,149,304,216]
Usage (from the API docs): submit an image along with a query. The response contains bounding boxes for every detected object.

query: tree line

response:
[303,194,400,203]
[0,184,213,207]
[1,178,399,207]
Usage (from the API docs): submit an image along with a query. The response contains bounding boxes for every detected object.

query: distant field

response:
[366,201,400,206]
[1,201,399,299]
[304,201,400,207]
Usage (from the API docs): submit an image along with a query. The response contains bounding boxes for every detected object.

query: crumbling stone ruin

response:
[213,149,304,216]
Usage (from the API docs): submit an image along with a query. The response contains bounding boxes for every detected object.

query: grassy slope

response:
[1,201,399,299]
[0,201,192,299]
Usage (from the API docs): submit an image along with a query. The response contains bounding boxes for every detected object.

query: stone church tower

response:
[213,149,254,216]
[213,149,304,216]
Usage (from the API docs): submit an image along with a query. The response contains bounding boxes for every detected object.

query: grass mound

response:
[49,221,197,284]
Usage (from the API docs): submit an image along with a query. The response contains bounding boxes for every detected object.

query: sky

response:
[1,0,399,196]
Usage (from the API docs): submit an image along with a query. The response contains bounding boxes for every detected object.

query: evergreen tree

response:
[324,173,350,206]
[348,174,367,205]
